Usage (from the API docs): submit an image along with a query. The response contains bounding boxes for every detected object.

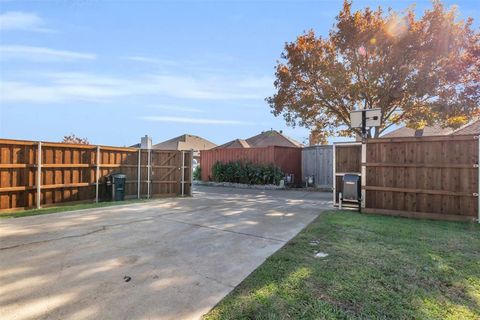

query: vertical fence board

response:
[0,139,192,211]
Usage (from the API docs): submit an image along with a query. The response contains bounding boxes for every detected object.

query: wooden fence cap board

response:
[368,134,478,144]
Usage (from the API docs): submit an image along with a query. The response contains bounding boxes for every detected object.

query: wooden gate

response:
[333,135,479,222]
[0,139,193,212]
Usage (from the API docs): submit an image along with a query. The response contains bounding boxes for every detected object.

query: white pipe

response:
[147,149,151,199]
[95,145,100,203]
[36,141,42,209]
[137,149,141,199]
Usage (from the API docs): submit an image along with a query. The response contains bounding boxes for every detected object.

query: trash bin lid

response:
[111,173,127,179]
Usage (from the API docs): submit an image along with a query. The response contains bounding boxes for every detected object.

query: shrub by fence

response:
[200,146,301,185]
[211,161,283,185]
[0,139,193,211]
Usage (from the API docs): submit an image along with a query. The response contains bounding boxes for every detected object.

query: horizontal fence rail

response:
[0,139,193,211]
[333,135,479,222]
[200,146,302,185]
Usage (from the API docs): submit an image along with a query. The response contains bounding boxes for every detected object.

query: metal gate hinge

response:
[473,193,479,197]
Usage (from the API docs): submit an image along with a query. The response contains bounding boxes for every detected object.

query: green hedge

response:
[211,161,283,185]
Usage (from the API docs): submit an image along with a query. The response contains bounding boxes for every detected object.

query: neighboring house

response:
[381,125,454,138]
[154,134,217,169]
[382,119,480,138]
[216,130,303,149]
[153,134,217,151]
[451,119,480,135]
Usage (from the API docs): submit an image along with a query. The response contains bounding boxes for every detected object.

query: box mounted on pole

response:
[350,109,381,138]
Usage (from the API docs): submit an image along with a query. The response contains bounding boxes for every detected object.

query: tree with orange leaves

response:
[62,134,90,145]
[267,1,479,142]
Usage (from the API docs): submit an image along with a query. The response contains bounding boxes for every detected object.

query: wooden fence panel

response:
[0,140,37,210]
[364,135,478,221]
[40,143,96,206]
[333,143,362,204]
[0,139,193,212]
[200,146,301,185]
[302,145,333,189]
[200,147,275,181]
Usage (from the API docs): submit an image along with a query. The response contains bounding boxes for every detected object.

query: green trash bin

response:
[105,173,126,201]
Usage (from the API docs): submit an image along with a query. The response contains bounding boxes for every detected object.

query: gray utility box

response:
[105,173,127,201]
[342,174,361,201]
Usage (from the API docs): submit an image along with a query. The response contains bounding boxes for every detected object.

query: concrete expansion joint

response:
[0,226,107,251]
[158,216,287,243]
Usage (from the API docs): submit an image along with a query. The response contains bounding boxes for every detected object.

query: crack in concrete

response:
[158,216,286,243]
[0,226,107,250]
[0,205,287,250]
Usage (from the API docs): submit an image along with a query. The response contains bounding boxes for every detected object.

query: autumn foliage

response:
[267,1,479,142]
[62,134,90,145]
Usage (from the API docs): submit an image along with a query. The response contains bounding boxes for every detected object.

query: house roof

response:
[381,125,454,138]
[217,139,251,149]
[153,134,217,151]
[217,130,303,149]
[452,119,480,135]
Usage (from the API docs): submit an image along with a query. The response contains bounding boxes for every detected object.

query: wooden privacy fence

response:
[334,135,479,222]
[200,146,302,185]
[0,139,193,211]
[302,145,333,189]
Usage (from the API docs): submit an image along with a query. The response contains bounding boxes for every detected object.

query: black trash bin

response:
[105,173,127,201]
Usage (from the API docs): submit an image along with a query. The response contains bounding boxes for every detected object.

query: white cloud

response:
[147,105,205,113]
[0,45,96,62]
[0,71,273,103]
[0,11,52,32]
[125,56,177,66]
[139,116,254,125]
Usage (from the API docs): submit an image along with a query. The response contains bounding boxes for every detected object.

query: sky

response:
[0,0,478,147]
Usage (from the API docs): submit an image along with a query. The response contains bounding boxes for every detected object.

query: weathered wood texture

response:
[0,139,192,211]
[334,143,362,204]
[364,135,478,221]
[200,146,302,185]
[334,136,479,221]
[302,146,333,189]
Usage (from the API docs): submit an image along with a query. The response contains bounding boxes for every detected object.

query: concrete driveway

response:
[0,186,332,320]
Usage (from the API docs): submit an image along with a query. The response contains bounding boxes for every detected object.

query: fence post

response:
[137,149,141,199]
[147,149,151,199]
[180,151,185,196]
[332,144,336,206]
[361,141,366,210]
[95,145,100,203]
[190,150,194,196]
[36,141,42,209]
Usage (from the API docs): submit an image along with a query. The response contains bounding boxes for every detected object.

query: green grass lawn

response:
[0,199,150,219]
[204,211,480,320]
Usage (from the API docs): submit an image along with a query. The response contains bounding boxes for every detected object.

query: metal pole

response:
[361,141,367,211]
[332,143,336,206]
[181,151,185,196]
[147,149,151,199]
[95,145,100,203]
[190,150,194,196]
[137,149,141,199]
[36,141,42,209]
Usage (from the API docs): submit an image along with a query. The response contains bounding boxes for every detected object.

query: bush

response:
[211,161,283,185]
[193,166,201,180]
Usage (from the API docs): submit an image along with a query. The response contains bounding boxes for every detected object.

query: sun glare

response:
[386,14,408,38]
